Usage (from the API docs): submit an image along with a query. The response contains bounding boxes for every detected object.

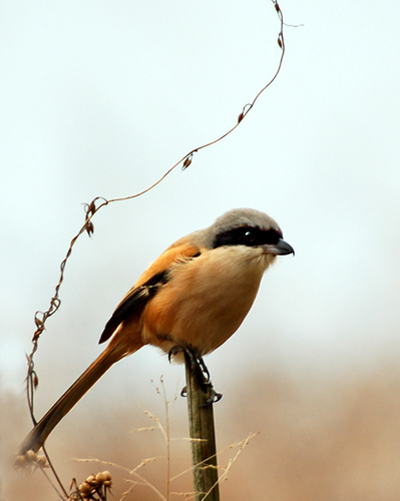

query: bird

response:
[19,208,294,455]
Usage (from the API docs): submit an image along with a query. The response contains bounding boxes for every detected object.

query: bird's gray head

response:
[204,208,294,256]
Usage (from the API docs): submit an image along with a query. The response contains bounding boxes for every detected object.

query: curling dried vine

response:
[27,0,285,415]
[24,2,288,495]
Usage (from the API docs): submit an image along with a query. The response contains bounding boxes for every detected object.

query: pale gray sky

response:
[1,0,399,408]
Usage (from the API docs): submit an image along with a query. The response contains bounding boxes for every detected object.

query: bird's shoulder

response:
[135,241,201,287]
[98,241,201,344]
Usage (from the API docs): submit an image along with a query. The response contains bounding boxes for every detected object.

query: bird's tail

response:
[19,343,128,455]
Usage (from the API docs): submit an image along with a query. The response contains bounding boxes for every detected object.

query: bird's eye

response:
[242,228,258,244]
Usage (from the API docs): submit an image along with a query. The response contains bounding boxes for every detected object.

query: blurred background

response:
[1,0,400,499]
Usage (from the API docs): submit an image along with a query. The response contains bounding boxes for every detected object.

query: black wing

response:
[98,270,169,344]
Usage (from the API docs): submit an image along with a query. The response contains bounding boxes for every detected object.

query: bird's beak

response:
[264,239,295,256]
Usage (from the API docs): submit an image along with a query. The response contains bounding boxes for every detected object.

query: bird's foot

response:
[168,345,222,404]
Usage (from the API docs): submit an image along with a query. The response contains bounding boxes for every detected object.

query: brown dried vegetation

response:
[4,366,400,500]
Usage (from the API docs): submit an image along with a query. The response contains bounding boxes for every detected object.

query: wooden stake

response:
[185,357,220,501]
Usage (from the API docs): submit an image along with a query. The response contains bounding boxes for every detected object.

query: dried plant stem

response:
[185,359,220,501]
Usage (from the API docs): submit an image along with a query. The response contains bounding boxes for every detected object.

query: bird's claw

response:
[169,345,223,405]
[199,387,223,406]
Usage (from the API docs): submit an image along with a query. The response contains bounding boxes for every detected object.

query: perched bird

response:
[19,208,294,454]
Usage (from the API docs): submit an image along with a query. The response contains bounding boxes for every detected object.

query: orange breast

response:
[141,246,267,356]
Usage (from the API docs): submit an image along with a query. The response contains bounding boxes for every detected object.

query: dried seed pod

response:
[103,471,112,481]
[95,471,106,484]
[36,455,47,467]
[102,471,112,487]
[25,450,37,463]
[79,482,92,495]
[14,455,26,468]
[85,200,96,217]
[34,315,43,328]
[85,220,94,236]
[182,156,192,170]
[86,474,98,486]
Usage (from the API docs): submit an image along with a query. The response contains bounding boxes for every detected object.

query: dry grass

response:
[4,366,400,500]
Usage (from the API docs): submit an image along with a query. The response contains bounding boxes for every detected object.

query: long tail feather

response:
[19,345,123,454]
